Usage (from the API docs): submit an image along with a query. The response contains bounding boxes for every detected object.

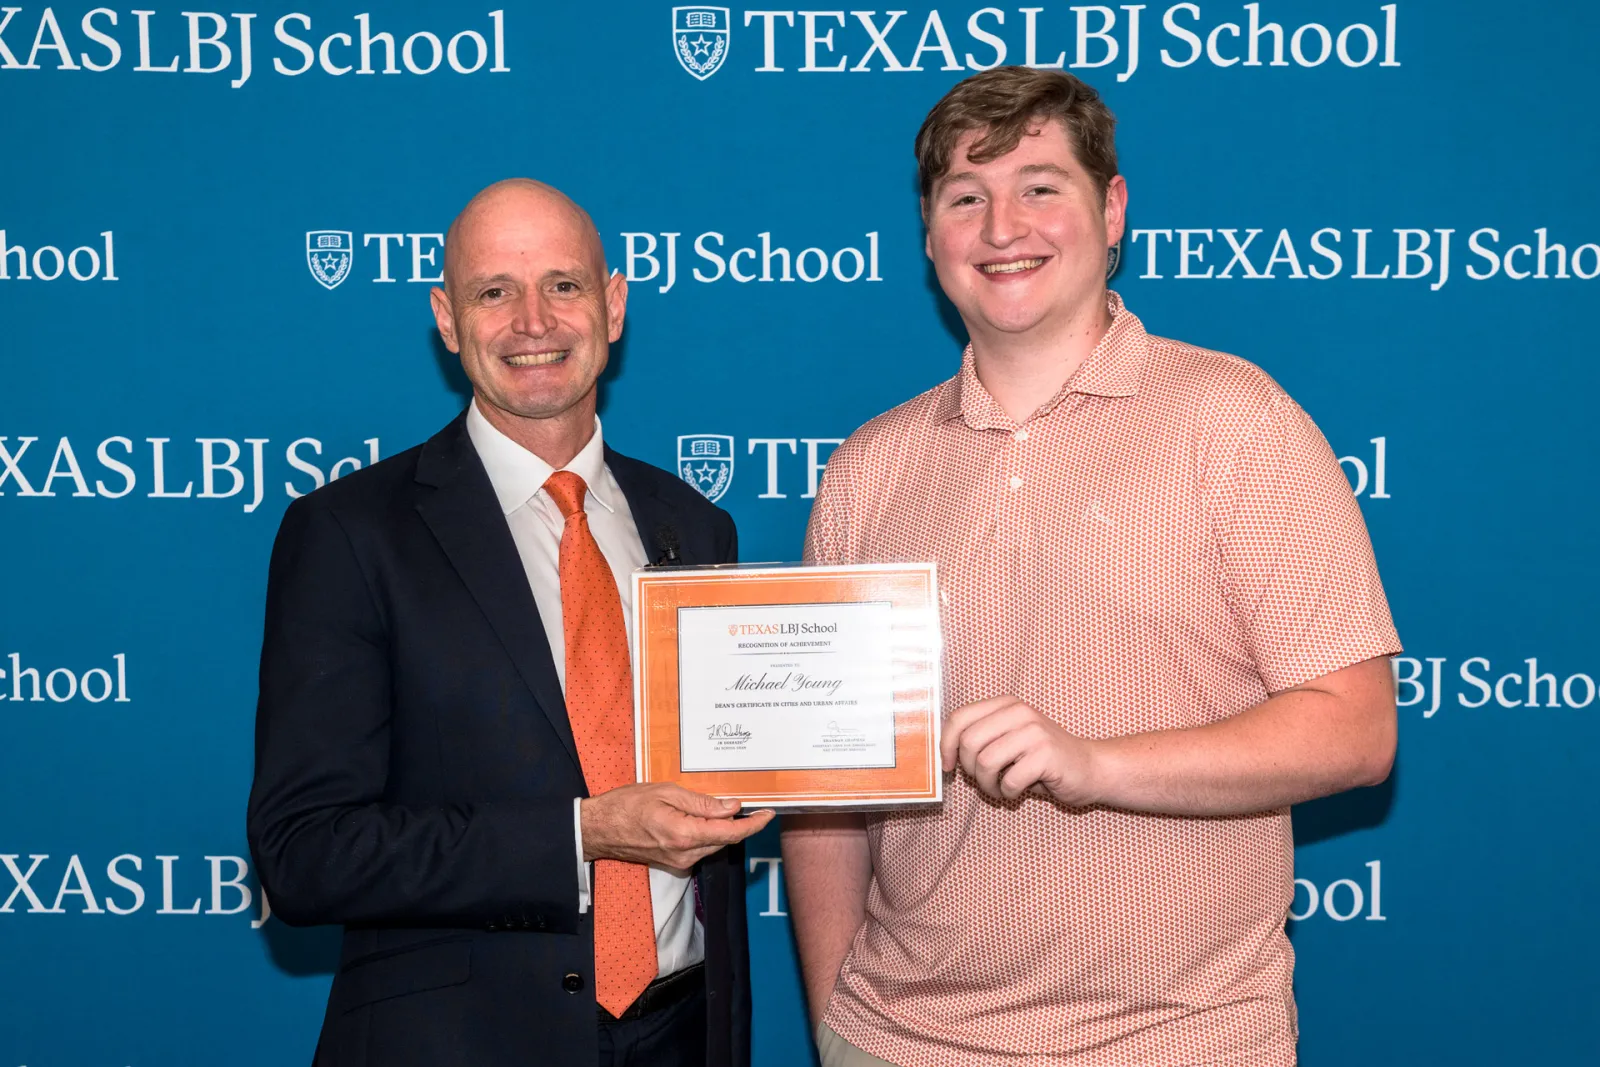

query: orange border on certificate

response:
[632,564,941,809]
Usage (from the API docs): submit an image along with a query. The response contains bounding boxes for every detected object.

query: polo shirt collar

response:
[465,400,617,516]
[935,290,1149,429]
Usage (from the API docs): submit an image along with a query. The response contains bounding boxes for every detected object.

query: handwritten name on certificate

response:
[676,602,897,772]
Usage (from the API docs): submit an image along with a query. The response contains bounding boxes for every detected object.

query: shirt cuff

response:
[573,797,591,914]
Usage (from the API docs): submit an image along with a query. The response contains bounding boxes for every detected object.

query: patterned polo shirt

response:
[803,292,1401,1066]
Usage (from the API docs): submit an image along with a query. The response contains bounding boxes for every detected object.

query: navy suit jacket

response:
[247,412,751,1067]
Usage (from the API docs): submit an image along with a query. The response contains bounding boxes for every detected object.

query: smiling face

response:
[430,182,626,431]
[925,119,1127,352]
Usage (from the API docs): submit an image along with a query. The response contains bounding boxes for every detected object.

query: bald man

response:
[248,180,768,1067]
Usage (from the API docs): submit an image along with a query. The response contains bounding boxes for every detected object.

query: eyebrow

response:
[1018,163,1074,180]
[937,161,1075,192]
[461,271,518,293]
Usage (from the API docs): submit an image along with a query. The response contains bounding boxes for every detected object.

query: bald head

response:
[428,178,629,459]
[442,178,607,295]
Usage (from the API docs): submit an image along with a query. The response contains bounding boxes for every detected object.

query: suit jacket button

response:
[562,972,584,993]
[486,920,501,932]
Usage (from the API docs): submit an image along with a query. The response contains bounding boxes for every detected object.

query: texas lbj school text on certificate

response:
[677,602,897,773]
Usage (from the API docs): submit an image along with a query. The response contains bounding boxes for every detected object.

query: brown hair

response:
[915,67,1119,206]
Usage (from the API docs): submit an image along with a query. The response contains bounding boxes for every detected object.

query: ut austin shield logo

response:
[678,434,734,502]
[673,7,730,80]
[306,231,353,290]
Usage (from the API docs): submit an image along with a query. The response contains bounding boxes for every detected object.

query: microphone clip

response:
[653,524,683,567]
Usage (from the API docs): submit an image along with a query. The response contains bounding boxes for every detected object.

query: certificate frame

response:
[631,563,942,810]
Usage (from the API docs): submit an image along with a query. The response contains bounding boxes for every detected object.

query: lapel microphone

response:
[654,524,683,566]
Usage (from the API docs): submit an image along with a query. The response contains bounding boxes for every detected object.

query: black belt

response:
[598,962,704,1023]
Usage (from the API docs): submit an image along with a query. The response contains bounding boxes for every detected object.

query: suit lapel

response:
[415,414,581,772]
[607,447,683,566]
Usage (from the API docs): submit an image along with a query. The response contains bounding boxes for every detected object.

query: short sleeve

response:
[1209,396,1403,692]
[802,442,857,566]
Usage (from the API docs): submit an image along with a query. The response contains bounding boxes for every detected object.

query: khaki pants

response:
[816,1022,901,1067]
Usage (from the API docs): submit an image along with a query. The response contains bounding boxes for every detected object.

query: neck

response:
[968,293,1113,424]
[473,392,597,469]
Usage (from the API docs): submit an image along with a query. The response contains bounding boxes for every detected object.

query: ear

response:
[429,287,460,354]
[1102,175,1128,249]
[923,199,934,262]
[605,269,629,344]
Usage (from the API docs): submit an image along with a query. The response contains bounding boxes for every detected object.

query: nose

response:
[981,195,1029,249]
[511,287,558,337]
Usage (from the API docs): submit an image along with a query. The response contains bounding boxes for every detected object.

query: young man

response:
[783,69,1401,1067]
[248,179,771,1067]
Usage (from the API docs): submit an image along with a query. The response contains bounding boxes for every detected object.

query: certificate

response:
[676,600,897,772]
[632,563,942,810]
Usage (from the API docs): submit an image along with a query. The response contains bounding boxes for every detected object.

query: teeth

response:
[503,351,569,366]
[980,258,1046,274]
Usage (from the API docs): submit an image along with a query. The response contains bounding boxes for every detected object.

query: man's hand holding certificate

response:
[580,783,774,869]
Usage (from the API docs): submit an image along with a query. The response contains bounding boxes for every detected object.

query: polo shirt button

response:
[1013,429,1028,442]
[1008,476,1024,489]
[562,972,584,993]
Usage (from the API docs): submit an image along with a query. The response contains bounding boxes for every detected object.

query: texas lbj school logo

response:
[673,7,730,80]
[306,231,354,290]
[679,435,734,502]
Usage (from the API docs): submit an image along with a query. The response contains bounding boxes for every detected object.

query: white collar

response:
[465,400,616,516]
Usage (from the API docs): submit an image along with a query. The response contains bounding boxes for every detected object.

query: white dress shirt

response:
[466,400,702,979]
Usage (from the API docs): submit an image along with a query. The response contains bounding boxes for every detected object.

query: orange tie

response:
[543,470,656,1017]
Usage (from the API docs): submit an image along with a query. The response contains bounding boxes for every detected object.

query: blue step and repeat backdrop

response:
[2,1,1596,1063]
